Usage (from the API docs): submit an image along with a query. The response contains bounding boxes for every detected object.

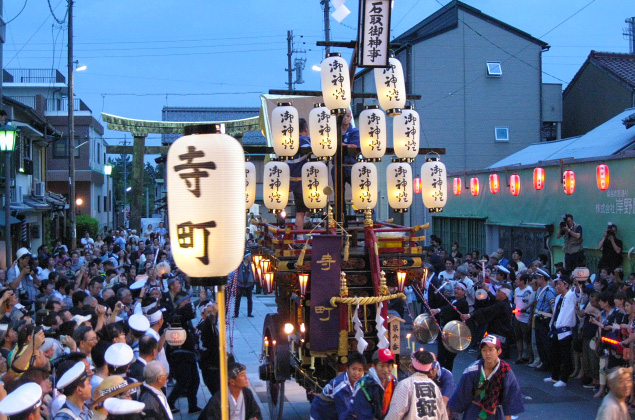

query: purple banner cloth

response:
[309,235,342,352]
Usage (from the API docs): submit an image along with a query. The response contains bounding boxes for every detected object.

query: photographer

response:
[7,248,39,303]
[556,214,584,270]
[597,222,623,273]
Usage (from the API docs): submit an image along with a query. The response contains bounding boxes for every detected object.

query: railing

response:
[8,96,36,109]
[4,68,65,84]
[46,98,91,112]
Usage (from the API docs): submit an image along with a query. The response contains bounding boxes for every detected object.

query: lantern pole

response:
[215,283,230,420]
[335,114,345,225]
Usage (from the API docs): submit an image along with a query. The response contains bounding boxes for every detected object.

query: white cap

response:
[103,398,145,415]
[496,265,510,274]
[498,287,512,300]
[0,382,42,416]
[128,314,150,332]
[129,278,147,291]
[41,337,55,353]
[105,343,135,367]
[71,314,92,326]
[15,247,31,260]
[57,361,87,391]
[534,268,550,278]
[147,308,163,325]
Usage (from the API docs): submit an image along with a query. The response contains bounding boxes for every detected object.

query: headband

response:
[411,357,433,373]
[455,281,467,291]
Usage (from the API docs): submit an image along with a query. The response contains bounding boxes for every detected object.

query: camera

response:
[606,229,614,237]
[559,221,567,229]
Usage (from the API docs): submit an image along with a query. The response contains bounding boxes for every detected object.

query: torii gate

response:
[102,112,260,232]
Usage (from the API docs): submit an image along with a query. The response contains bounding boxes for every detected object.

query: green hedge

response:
[76,215,99,240]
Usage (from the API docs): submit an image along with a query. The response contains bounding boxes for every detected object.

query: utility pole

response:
[287,30,294,91]
[624,17,635,54]
[67,0,77,250]
[121,137,128,220]
[1,0,10,269]
[286,31,306,91]
[322,0,331,55]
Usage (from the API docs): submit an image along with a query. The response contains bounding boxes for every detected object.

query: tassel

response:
[296,246,306,267]
[344,237,350,262]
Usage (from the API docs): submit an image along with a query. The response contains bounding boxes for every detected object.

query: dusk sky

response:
[3,0,633,149]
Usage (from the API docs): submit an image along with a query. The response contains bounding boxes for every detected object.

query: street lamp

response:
[104,164,112,176]
[1,124,18,268]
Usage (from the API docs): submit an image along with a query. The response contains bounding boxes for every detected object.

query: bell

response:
[412,314,439,344]
[441,320,472,353]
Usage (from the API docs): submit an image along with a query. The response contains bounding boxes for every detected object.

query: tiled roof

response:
[590,51,635,88]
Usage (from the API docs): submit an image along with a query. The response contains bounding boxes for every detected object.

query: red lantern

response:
[489,174,499,194]
[533,167,545,190]
[596,164,609,191]
[563,170,575,195]
[470,177,479,196]
[413,177,422,194]
[509,174,520,196]
[453,178,462,195]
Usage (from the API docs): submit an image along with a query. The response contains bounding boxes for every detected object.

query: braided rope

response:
[226,271,238,351]
[330,292,406,308]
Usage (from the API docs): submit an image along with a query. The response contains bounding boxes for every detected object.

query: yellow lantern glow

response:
[320,53,351,115]
[351,162,378,210]
[270,103,299,160]
[245,161,256,211]
[308,104,335,159]
[301,161,329,212]
[396,270,407,293]
[359,106,386,161]
[374,57,407,116]
[420,159,447,212]
[263,161,290,212]
[298,273,309,297]
[393,106,419,160]
[264,272,275,294]
[386,162,412,212]
[167,127,245,277]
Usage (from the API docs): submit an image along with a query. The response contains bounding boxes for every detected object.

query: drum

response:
[413,314,439,343]
[441,320,472,353]
[475,289,488,301]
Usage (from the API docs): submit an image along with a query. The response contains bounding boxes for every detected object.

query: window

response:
[104,196,108,212]
[495,127,509,142]
[53,136,80,158]
[486,61,502,77]
[97,195,101,213]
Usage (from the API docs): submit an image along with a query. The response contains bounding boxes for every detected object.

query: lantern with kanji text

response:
[263,161,290,212]
[245,161,256,211]
[386,162,412,212]
[352,162,378,210]
[308,104,336,159]
[596,164,609,191]
[489,174,499,194]
[359,105,386,161]
[392,106,419,160]
[320,53,351,115]
[470,177,479,196]
[563,170,575,195]
[533,167,545,190]
[420,158,447,212]
[509,174,520,196]
[302,161,329,212]
[270,103,298,160]
[374,57,407,116]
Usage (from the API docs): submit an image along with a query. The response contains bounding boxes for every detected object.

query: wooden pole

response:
[216,285,229,420]
[130,134,146,232]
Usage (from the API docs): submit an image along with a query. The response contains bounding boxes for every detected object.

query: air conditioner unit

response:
[34,181,45,198]
[10,186,23,203]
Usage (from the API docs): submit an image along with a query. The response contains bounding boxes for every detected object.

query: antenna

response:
[624,17,635,54]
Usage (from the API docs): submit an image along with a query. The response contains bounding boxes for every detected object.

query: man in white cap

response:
[128,313,150,358]
[531,269,556,371]
[449,335,524,419]
[0,382,43,420]
[145,307,169,375]
[54,361,93,420]
[105,342,136,382]
[462,285,514,358]
[7,247,38,302]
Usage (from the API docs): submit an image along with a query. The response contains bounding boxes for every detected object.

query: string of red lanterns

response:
[596,164,609,191]
[563,170,575,195]
[489,174,499,194]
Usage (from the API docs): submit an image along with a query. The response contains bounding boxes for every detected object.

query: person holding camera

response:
[597,222,623,273]
[7,248,39,303]
[556,214,584,270]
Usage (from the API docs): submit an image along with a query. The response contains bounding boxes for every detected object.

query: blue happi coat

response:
[447,360,524,420]
[311,371,358,420]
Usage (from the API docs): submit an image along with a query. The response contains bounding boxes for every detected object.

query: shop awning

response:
[0,210,21,226]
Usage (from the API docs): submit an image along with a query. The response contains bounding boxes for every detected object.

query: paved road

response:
[171,294,605,420]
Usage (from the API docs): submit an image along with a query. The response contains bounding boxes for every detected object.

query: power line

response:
[5,0,29,25]
[80,71,268,88]
[100,92,265,97]
[5,40,288,53]
[47,0,67,24]
[14,34,323,46]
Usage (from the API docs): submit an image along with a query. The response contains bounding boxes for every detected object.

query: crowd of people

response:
[0,225,266,420]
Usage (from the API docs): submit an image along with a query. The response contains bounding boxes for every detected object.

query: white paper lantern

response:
[351,162,378,210]
[393,106,420,161]
[320,53,351,115]
[245,161,256,211]
[263,161,290,212]
[167,130,245,277]
[301,161,329,211]
[374,57,407,116]
[309,104,336,159]
[270,103,299,160]
[420,159,447,212]
[359,106,386,161]
[386,162,413,212]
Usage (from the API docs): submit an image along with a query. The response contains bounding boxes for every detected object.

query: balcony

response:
[8,96,36,109]
[3,68,66,84]
[46,98,92,114]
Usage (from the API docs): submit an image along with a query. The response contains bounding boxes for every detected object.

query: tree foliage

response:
[108,156,160,213]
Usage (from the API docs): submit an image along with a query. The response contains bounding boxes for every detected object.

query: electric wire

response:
[5,0,29,25]
[47,0,67,24]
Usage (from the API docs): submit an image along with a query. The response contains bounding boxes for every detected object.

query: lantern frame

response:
[386,161,412,213]
[489,173,499,194]
[563,170,575,195]
[308,103,335,160]
[420,157,447,213]
[509,174,520,196]
[270,103,299,160]
[392,105,419,161]
[320,53,351,115]
[533,167,545,191]
[470,177,479,196]
[263,161,290,213]
[596,164,609,191]
[351,162,378,211]
[359,105,386,161]
[302,161,329,213]
[374,57,406,116]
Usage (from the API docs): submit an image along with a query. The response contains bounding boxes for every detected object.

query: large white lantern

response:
[309,104,336,159]
[359,106,386,161]
[386,162,413,212]
[351,162,378,210]
[320,53,351,115]
[167,126,245,278]
[420,158,447,213]
[374,57,407,116]
[263,161,290,212]
[301,161,329,212]
[245,161,256,211]
[270,103,299,160]
[393,106,420,161]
